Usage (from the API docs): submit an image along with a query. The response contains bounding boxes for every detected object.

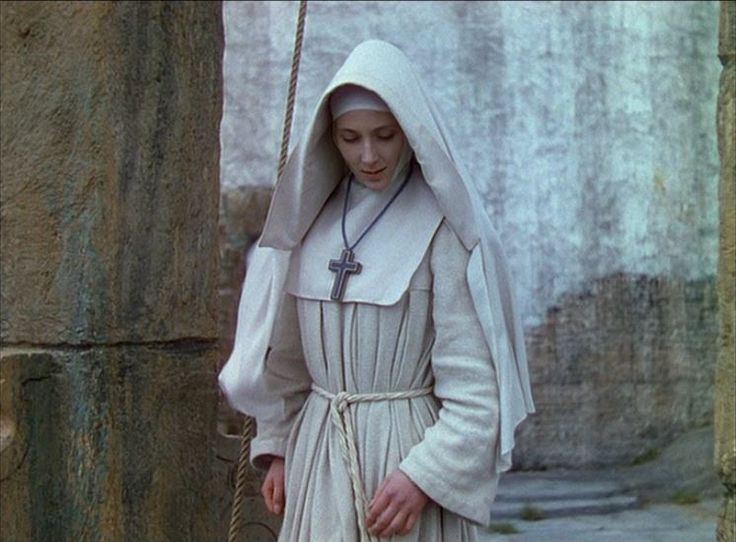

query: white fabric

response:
[330,84,390,119]
[248,223,499,540]
[250,39,534,469]
[217,243,291,420]
[311,383,434,542]
[286,166,443,304]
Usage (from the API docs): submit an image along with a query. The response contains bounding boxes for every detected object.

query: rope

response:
[277,0,308,181]
[227,416,254,542]
[227,2,308,541]
[311,384,433,542]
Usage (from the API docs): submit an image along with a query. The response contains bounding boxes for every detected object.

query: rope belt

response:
[311,384,433,542]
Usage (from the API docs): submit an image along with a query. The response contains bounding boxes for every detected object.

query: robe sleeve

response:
[398,221,501,526]
[249,292,312,470]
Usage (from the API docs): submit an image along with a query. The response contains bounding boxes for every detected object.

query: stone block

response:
[0,345,220,542]
[0,2,223,345]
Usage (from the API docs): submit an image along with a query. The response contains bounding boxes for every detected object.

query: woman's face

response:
[333,110,407,191]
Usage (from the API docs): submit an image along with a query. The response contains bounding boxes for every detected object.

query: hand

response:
[261,456,285,515]
[366,470,429,537]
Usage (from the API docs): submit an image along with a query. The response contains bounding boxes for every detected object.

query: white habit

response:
[219,40,534,542]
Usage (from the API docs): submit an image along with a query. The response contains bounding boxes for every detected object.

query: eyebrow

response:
[337,124,398,134]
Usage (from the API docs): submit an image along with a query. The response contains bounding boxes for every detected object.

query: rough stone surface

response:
[0,347,219,542]
[482,426,721,540]
[478,499,720,542]
[715,2,736,541]
[613,426,722,502]
[514,274,718,468]
[0,2,222,346]
[0,2,224,541]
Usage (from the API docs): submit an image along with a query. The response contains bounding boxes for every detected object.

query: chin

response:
[358,177,391,191]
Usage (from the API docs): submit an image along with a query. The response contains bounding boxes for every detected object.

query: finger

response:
[368,479,387,510]
[366,488,390,527]
[369,502,400,535]
[379,509,408,538]
[261,477,274,513]
[398,512,418,536]
[272,475,284,515]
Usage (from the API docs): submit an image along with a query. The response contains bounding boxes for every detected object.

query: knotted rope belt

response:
[311,384,434,542]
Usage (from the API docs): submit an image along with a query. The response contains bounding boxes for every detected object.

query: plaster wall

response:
[221,0,720,327]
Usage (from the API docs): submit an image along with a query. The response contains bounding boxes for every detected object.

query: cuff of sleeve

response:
[399,454,494,526]
[250,435,288,471]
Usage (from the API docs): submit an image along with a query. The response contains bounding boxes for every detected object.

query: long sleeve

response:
[217,243,312,470]
[398,221,500,526]
[249,291,311,469]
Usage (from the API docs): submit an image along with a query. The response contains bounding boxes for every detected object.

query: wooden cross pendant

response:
[328,248,362,301]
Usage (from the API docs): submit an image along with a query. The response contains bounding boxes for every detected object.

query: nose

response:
[360,140,378,165]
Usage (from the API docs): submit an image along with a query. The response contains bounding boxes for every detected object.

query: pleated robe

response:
[251,219,501,542]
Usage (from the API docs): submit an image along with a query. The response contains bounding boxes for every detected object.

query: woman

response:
[219,40,534,541]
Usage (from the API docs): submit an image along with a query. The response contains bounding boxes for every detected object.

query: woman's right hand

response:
[261,456,286,515]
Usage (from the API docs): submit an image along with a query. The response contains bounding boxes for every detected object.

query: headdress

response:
[329,84,390,119]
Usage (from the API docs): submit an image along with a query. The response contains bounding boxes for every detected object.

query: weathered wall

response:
[221,0,721,327]
[715,2,735,540]
[0,2,223,541]
[516,274,717,468]
[218,0,721,470]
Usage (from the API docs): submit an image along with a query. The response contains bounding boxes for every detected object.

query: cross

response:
[328,248,362,301]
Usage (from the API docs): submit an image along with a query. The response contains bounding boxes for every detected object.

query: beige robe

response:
[251,216,500,541]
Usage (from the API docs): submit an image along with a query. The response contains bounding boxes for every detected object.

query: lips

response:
[361,167,386,177]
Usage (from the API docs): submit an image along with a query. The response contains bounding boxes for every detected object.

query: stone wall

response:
[715,2,735,540]
[0,3,223,541]
[516,273,717,468]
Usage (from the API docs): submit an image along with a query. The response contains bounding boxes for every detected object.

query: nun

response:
[219,39,534,542]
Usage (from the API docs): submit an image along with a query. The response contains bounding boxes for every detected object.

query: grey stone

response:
[491,496,641,521]
[715,0,736,539]
[479,499,720,542]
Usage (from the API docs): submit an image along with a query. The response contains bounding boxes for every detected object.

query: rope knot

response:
[333,391,351,413]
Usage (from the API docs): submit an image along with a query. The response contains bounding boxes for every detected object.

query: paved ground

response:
[478,498,720,542]
[476,427,723,542]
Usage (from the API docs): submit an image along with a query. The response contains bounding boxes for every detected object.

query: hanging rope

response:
[227,2,308,542]
[277,0,308,181]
